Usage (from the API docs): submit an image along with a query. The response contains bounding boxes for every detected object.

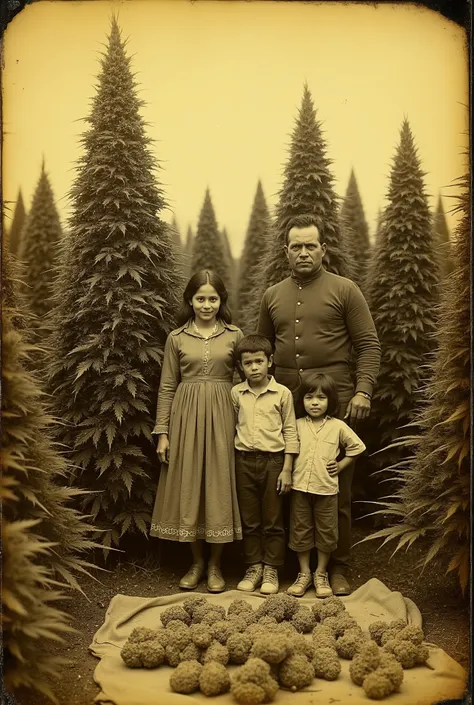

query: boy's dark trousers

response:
[235,450,285,567]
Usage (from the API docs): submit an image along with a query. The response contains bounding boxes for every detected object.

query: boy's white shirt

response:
[231,376,300,454]
[292,416,366,495]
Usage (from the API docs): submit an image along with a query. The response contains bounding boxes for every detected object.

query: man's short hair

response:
[284,214,324,245]
[236,334,273,361]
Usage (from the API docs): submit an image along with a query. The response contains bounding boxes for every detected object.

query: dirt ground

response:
[10,520,470,705]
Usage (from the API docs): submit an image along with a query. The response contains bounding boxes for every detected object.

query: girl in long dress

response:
[150,270,243,592]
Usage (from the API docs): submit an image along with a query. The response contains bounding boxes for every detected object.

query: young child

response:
[231,334,299,595]
[288,373,365,598]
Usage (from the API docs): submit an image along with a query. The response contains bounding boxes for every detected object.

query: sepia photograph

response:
[1,1,470,704]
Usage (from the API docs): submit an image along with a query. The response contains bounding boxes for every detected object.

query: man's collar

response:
[291,266,325,287]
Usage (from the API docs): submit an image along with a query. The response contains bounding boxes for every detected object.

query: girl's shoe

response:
[207,566,225,593]
[287,572,312,597]
[314,571,333,598]
[260,566,279,595]
[179,563,205,590]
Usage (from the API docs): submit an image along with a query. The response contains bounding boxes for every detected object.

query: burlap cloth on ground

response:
[89,578,466,705]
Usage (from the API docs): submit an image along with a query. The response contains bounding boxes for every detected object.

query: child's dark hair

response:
[295,373,340,418]
[235,334,273,362]
[176,270,232,326]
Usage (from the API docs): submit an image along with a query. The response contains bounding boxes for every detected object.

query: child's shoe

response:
[260,565,279,595]
[314,571,333,598]
[237,564,264,592]
[287,572,312,597]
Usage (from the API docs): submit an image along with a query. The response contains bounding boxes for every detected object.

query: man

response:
[257,213,381,595]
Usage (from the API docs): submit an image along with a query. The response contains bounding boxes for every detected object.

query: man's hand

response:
[277,469,292,494]
[157,434,170,464]
[326,460,341,477]
[344,393,371,424]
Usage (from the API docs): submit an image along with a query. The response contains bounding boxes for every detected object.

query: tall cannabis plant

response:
[185,224,194,256]
[46,17,182,550]
[2,255,97,701]
[433,195,453,278]
[340,169,371,287]
[7,189,27,256]
[183,225,194,281]
[265,84,349,287]
[170,215,182,249]
[18,163,63,327]
[363,208,384,294]
[169,215,186,276]
[236,181,271,332]
[366,120,440,470]
[191,189,230,286]
[362,171,470,592]
[221,227,236,308]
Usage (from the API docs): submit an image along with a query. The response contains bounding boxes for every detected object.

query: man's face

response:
[285,225,326,277]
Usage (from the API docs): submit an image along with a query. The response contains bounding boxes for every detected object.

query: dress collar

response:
[171,318,240,338]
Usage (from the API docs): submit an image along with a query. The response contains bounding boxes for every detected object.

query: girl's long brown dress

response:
[150,319,243,543]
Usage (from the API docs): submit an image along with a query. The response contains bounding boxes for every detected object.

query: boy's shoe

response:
[287,572,312,597]
[237,564,264,592]
[330,573,351,596]
[207,566,226,593]
[260,566,279,595]
[314,571,333,598]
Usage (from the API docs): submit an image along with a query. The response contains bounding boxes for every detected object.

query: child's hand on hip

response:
[277,469,292,494]
[157,435,170,464]
[326,460,340,477]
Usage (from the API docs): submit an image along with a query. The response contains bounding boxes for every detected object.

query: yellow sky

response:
[2,0,469,256]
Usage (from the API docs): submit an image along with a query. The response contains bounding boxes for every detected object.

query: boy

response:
[231,334,299,595]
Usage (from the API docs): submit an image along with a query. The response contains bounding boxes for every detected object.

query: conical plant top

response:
[265,83,349,287]
[341,169,371,287]
[366,117,440,469]
[7,189,27,256]
[237,180,271,332]
[17,162,63,323]
[433,194,453,277]
[45,16,182,551]
[191,188,230,286]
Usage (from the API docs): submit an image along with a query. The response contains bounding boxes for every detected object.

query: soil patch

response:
[10,520,469,705]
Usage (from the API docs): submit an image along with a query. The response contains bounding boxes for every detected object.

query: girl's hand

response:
[157,435,170,464]
[277,469,292,494]
[326,460,340,477]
